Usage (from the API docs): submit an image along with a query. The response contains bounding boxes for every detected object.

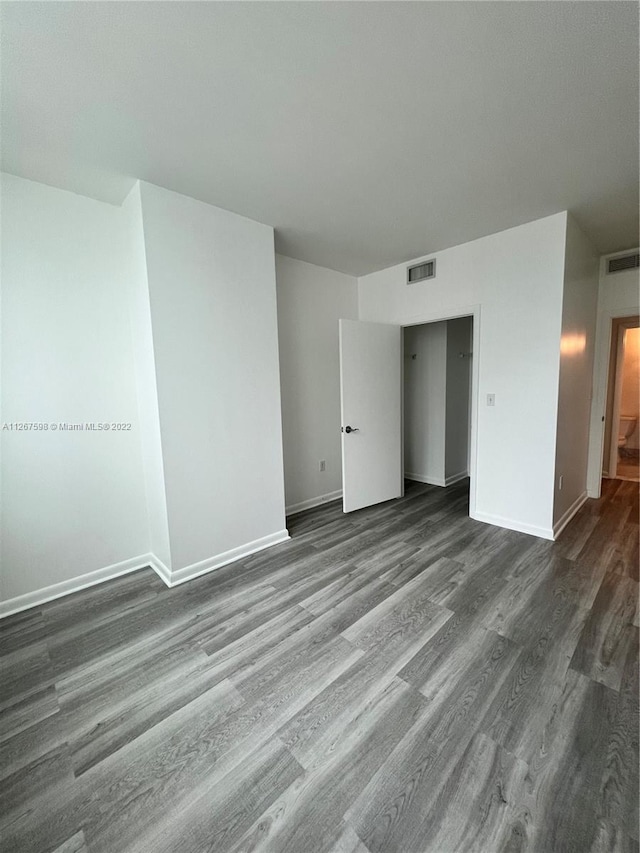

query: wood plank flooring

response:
[0,478,638,853]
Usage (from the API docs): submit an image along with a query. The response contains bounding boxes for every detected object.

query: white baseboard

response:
[286,490,342,516]
[553,491,589,540]
[404,471,468,488]
[470,510,554,541]
[0,528,292,617]
[445,470,469,486]
[405,472,446,487]
[0,554,154,619]
[166,529,291,587]
[147,553,172,587]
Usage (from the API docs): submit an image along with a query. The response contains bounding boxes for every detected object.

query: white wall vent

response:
[407,259,436,284]
[607,253,639,274]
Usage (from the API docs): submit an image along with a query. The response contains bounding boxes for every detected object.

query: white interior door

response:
[339,319,402,512]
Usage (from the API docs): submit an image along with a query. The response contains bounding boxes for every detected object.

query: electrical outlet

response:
[319,460,326,472]
[487,394,495,407]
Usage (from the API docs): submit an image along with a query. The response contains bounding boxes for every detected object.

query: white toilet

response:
[618,415,638,456]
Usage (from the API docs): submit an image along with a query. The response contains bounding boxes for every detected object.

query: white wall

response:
[403,323,447,485]
[0,173,149,603]
[445,316,473,481]
[552,215,599,530]
[275,254,358,512]
[138,182,288,574]
[358,212,568,538]
[122,184,172,571]
[403,317,471,487]
[587,249,640,495]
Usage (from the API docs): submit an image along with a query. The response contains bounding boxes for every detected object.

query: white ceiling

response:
[2,1,638,275]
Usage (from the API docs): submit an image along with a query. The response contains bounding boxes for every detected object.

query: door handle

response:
[343,425,359,434]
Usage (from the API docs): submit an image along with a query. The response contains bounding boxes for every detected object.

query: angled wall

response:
[552,215,599,534]
[121,184,172,574]
[137,182,288,581]
[0,174,149,609]
[1,174,289,613]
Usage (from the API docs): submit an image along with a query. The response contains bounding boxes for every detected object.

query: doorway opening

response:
[603,316,640,482]
[338,309,479,518]
[403,316,473,511]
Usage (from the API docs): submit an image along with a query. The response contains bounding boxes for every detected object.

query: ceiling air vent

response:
[407,259,436,284]
[607,253,639,274]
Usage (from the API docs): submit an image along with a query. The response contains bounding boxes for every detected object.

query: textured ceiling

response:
[2,1,638,275]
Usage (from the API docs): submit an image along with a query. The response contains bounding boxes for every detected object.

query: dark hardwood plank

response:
[406,731,529,853]
[586,820,639,853]
[279,599,450,770]
[483,597,587,759]
[596,629,640,841]
[382,553,466,603]
[0,684,59,746]
[0,711,66,782]
[348,630,521,853]
[570,572,638,691]
[0,608,47,657]
[0,477,636,853]
[229,677,427,853]
[324,824,371,853]
[52,830,88,853]
[130,737,304,853]
[522,675,620,852]
[0,742,74,833]
[0,642,55,709]
[60,645,236,776]
[341,563,452,652]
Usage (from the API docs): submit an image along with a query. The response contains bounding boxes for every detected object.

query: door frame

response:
[587,305,640,497]
[401,304,480,519]
[606,318,640,479]
[607,323,626,479]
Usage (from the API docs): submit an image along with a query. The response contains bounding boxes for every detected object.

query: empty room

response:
[1,2,639,852]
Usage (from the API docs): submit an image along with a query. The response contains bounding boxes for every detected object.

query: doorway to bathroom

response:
[403,317,473,493]
[603,315,640,482]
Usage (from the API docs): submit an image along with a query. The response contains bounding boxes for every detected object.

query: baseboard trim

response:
[445,471,469,486]
[286,490,342,516]
[147,553,172,588]
[405,472,446,487]
[553,491,589,540]
[0,554,154,619]
[167,529,291,587]
[404,471,468,488]
[470,510,554,541]
[0,528,292,616]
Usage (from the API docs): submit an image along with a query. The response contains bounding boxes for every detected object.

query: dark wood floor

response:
[1,478,638,853]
